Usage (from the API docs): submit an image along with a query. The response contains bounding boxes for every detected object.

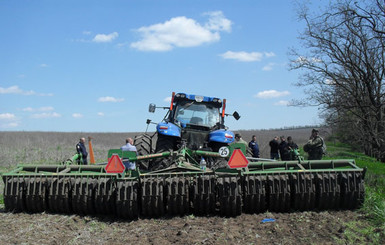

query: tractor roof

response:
[174,92,223,106]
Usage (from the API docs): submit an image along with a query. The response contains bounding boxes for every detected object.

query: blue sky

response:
[0,0,324,132]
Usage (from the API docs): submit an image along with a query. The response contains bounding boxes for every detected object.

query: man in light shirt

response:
[121,137,137,170]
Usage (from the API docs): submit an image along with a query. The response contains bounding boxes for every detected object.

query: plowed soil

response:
[0,208,372,244]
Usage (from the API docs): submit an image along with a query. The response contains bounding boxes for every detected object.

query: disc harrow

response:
[2,148,366,219]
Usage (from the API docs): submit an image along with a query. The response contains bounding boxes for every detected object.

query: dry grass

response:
[0,127,329,168]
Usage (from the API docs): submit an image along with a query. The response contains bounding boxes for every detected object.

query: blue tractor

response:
[136,92,240,170]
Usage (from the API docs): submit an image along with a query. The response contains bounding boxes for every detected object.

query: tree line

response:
[290,0,385,162]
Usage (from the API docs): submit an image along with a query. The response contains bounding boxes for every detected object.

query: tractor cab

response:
[148,92,240,164]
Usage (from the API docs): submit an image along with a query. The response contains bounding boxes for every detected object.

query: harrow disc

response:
[94,178,116,215]
[217,176,242,217]
[25,177,47,213]
[267,174,291,212]
[116,180,139,219]
[192,175,216,215]
[165,176,190,216]
[291,173,316,211]
[4,177,26,212]
[243,175,266,213]
[141,177,165,217]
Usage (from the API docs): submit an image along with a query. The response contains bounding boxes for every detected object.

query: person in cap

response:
[303,129,324,160]
[233,133,248,152]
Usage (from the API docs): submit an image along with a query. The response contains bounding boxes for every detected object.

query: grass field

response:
[325,142,385,243]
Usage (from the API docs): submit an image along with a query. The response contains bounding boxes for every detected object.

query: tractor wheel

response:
[134,134,154,170]
[150,134,176,170]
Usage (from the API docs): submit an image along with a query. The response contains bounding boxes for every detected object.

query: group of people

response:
[233,128,325,161]
[76,128,325,167]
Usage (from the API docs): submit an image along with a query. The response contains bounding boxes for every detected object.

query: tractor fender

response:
[156,122,181,137]
[209,129,235,144]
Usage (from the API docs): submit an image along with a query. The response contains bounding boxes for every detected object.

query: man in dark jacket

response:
[269,136,280,160]
[248,135,260,158]
[287,136,299,160]
[279,136,291,161]
[76,137,88,165]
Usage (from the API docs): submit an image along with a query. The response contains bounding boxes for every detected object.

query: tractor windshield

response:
[175,101,220,128]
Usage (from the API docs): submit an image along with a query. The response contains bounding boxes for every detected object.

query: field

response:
[0,127,323,167]
[0,129,383,244]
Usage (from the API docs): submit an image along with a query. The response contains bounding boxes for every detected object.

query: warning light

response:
[227,149,249,169]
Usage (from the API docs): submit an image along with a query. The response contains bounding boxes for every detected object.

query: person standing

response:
[121,137,137,170]
[279,136,291,161]
[304,129,324,160]
[76,137,88,165]
[287,136,299,160]
[234,133,248,147]
[248,135,260,158]
[269,136,280,160]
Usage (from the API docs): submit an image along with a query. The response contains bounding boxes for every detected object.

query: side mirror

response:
[233,111,240,120]
[149,103,156,113]
[146,119,152,124]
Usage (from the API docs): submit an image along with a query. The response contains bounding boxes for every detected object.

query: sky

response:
[0,0,326,132]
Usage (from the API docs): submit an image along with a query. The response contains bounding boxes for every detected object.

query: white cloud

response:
[72,113,83,118]
[203,11,232,32]
[0,113,16,120]
[98,96,125,102]
[262,63,275,71]
[97,112,105,116]
[220,51,263,62]
[22,106,54,112]
[220,51,275,62]
[0,85,53,96]
[0,122,19,128]
[92,32,119,43]
[274,100,289,106]
[31,112,61,119]
[0,113,18,128]
[264,52,276,58]
[130,11,231,52]
[164,96,172,102]
[254,90,290,99]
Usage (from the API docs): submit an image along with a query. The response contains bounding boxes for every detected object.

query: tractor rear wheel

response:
[134,133,154,169]
[150,134,176,170]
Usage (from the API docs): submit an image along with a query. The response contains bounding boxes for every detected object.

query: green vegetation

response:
[326,142,385,243]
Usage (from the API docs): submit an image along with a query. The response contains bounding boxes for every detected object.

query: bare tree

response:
[290,0,385,161]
